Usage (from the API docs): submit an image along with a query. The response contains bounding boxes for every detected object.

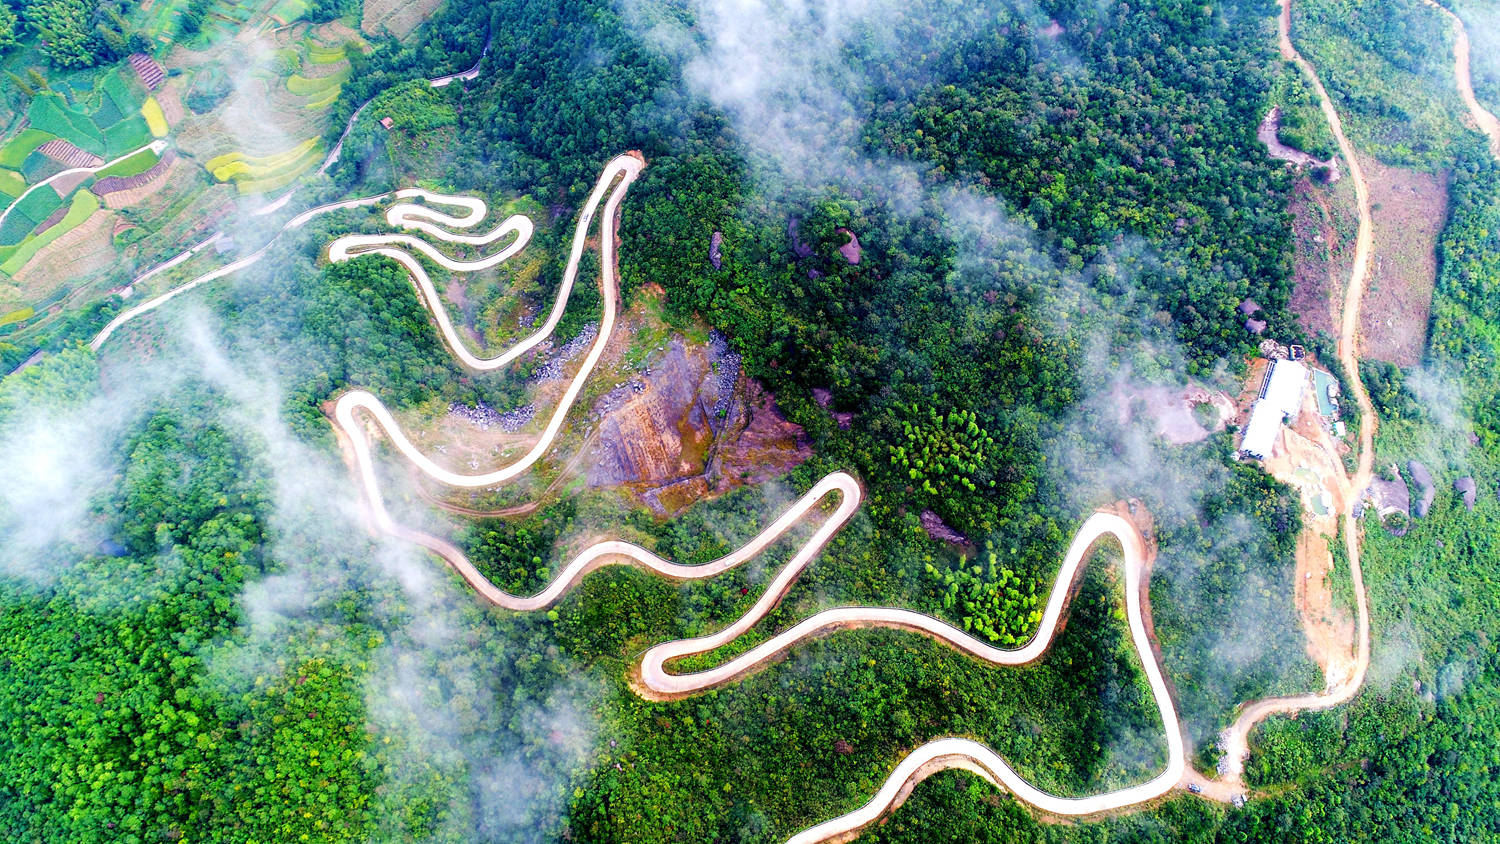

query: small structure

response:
[1240,359,1308,460]
[1312,368,1339,418]
[379,116,395,130]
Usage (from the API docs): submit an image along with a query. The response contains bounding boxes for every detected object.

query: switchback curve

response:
[325,154,1186,838]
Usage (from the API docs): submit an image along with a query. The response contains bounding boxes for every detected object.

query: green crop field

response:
[0,170,25,200]
[303,88,341,110]
[0,306,34,327]
[0,207,38,246]
[27,96,106,156]
[19,154,64,185]
[99,72,135,116]
[0,188,64,245]
[0,191,99,276]
[268,0,309,22]
[92,91,124,127]
[0,130,59,170]
[93,148,161,180]
[103,117,154,157]
[287,68,349,97]
[307,44,347,64]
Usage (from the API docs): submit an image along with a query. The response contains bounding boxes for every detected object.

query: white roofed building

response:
[1239,359,1308,459]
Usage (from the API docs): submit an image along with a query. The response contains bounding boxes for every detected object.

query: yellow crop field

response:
[141,98,169,138]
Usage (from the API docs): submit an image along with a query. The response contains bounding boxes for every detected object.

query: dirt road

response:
[0,140,168,231]
[1422,0,1500,159]
[89,193,390,350]
[1209,0,1377,790]
[326,155,1187,836]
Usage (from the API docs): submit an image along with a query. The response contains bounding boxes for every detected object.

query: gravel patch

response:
[448,400,536,432]
[533,322,598,380]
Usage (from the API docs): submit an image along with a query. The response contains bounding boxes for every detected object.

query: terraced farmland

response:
[206,138,324,194]
[0,67,171,277]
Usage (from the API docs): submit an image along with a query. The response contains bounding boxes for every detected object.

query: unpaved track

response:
[90,193,389,350]
[1210,0,1377,789]
[1422,0,1500,159]
[328,155,1186,838]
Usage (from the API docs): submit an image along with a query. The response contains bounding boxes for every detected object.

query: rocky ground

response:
[586,330,809,515]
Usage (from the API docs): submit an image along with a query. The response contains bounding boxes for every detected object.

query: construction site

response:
[1234,341,1358,689]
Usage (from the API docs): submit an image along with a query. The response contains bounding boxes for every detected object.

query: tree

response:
[0,0,19,53]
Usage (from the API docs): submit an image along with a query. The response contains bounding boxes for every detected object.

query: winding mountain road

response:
[325,154,1188,839]
[90,193,390,350]
[77,2,1415,827]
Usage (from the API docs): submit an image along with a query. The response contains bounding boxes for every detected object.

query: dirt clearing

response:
[362,0,444,39]
[1258,376,1359,687]
[1356,156,1448,366]
[8,211,116,305]
[1287,176,1358,338]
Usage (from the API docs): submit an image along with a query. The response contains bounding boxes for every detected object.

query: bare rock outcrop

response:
[920,510,968,545]
[836,228,862,264]
[788,217,813,258]
[1362,466,1411,536]
[588,333,809,514]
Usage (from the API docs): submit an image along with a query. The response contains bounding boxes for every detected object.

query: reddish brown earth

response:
[1357,156,1448,366]
[1287,177,1357,338]
[587,336,810,515]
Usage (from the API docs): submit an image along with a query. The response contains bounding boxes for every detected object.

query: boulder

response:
[1455,476,1477,512]
[1408,460,1435,518]
[920,510,967,545]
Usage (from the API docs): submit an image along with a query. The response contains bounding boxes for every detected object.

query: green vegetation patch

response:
[0,190,99,275]
[0,208,38,248]
[185,65,232,114]
[0,187,64,246]
[1292,0,1469,168]
[92,147,160,180]
[98,70,136,118]
[0,306,35,327]
[369,81,457,133]
[0,169,25,200]
[91,87,124,127]
[267,0,308,22]
[303,87,341,110]
[307,42,347,64]
[0,129,59,169]
[18,152,66,185]
[102,115,153,157]
[286,66,350,96]
[27,94,105,156]
[207,139,324,194]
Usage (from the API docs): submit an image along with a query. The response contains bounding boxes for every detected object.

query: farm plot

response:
[282,31,359,110]
[205,138,323,194]
[0,130,61,169]
[0,171,25,201]
[1,191,100,276]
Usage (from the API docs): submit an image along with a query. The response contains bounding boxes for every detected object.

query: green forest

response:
[2,0,1500,840]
